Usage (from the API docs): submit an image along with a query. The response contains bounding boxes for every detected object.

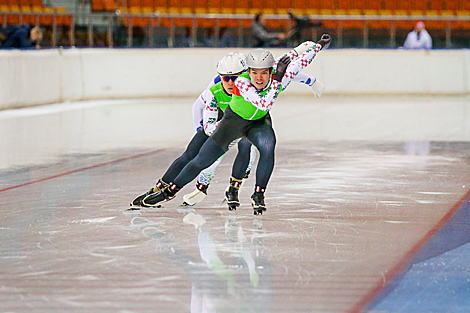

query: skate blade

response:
[225,200,239,212]
[253,206,266,216]
[128,204,162,210]
[177,206,196,214]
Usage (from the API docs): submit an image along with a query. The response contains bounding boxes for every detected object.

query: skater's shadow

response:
[130,210,273,312]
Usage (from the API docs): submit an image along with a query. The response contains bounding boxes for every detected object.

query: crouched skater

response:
[130,52,249,209]
[183,45,327,208]
[136,34,332,215]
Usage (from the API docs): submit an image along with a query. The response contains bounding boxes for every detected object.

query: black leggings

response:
[232,137,252,180]
[174,105,276,189]
[161,129,208,183]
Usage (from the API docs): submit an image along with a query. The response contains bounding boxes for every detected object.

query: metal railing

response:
[2,10,469,48]
[1,11,76,46]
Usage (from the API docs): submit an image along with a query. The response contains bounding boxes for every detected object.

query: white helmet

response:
[227,51,248,71]
[216,54,246,75]
[246,48,274,69]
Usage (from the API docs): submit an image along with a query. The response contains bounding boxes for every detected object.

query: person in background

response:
[403,21,432,50]
[182,27,194,47]
[251,12,287,47]
[220,28,236,47]
[287,9,322,46]
[0,25,43,49]
[204,28,215,47]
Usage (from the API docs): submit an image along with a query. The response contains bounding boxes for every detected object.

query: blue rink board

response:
[368,196,470,312]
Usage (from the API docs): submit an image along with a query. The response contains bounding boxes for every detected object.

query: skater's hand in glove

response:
[294,41,315,56]
[274,56,291,82]
[311,80,325,98]
[204,121,219,136]
[318,34,331,49]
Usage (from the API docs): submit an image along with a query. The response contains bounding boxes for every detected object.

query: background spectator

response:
[204,28,215,47]
[287,9,322,46]
[403,21,432,50]
[220,28,236,47]
[251,13,287,47]
[182,27,194,47]
[0,25,43,49]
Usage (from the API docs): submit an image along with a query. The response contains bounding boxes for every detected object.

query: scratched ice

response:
[1,95,470,312]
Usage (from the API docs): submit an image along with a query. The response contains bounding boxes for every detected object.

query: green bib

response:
[209,82,232,112]
[230,72,283,120]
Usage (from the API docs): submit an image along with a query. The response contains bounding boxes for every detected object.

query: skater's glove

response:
[273,56,291,82]
[294,41,315,56]
[204,121,220,136]
[311,80,325,98]
[318,34,331,50]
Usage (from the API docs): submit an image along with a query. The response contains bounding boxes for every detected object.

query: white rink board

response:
[1,48,469,110]
[1,95,469,169]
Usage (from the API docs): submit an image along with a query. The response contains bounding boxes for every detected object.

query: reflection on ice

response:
[129,211,273,312]
[404,141,431,156]
[1,129,470,312]
[81,217,116,223]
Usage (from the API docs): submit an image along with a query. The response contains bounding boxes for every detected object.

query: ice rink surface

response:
[1,95,470,312]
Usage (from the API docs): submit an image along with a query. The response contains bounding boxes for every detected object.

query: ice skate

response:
[251,186,266,216]
[142,184,177,207]
[181,182,208,206]
[130,179,168,208]
[225,177,242,211]
[127,204,146,211]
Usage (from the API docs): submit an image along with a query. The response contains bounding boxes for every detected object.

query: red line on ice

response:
[349,188,470,313]
[0,149,165,193]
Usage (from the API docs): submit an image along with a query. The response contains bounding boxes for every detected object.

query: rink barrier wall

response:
[1,48,469,110]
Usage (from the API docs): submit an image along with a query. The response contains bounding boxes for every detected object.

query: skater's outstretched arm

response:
[274,45,325,96]
[292,71,326,98]
[278,35,331,90]
[191,91,207,131]
[273,41,315,66]
[202,91,220,136]
[272,41,318,89]
[191,77,220,131]
[232,42,324,112]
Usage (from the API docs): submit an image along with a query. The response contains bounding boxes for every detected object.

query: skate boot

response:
[142,183,179,207]
[130,179,169,207]
[251,186,266,216]
[225,177,242,211]
[182,182,208,206]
